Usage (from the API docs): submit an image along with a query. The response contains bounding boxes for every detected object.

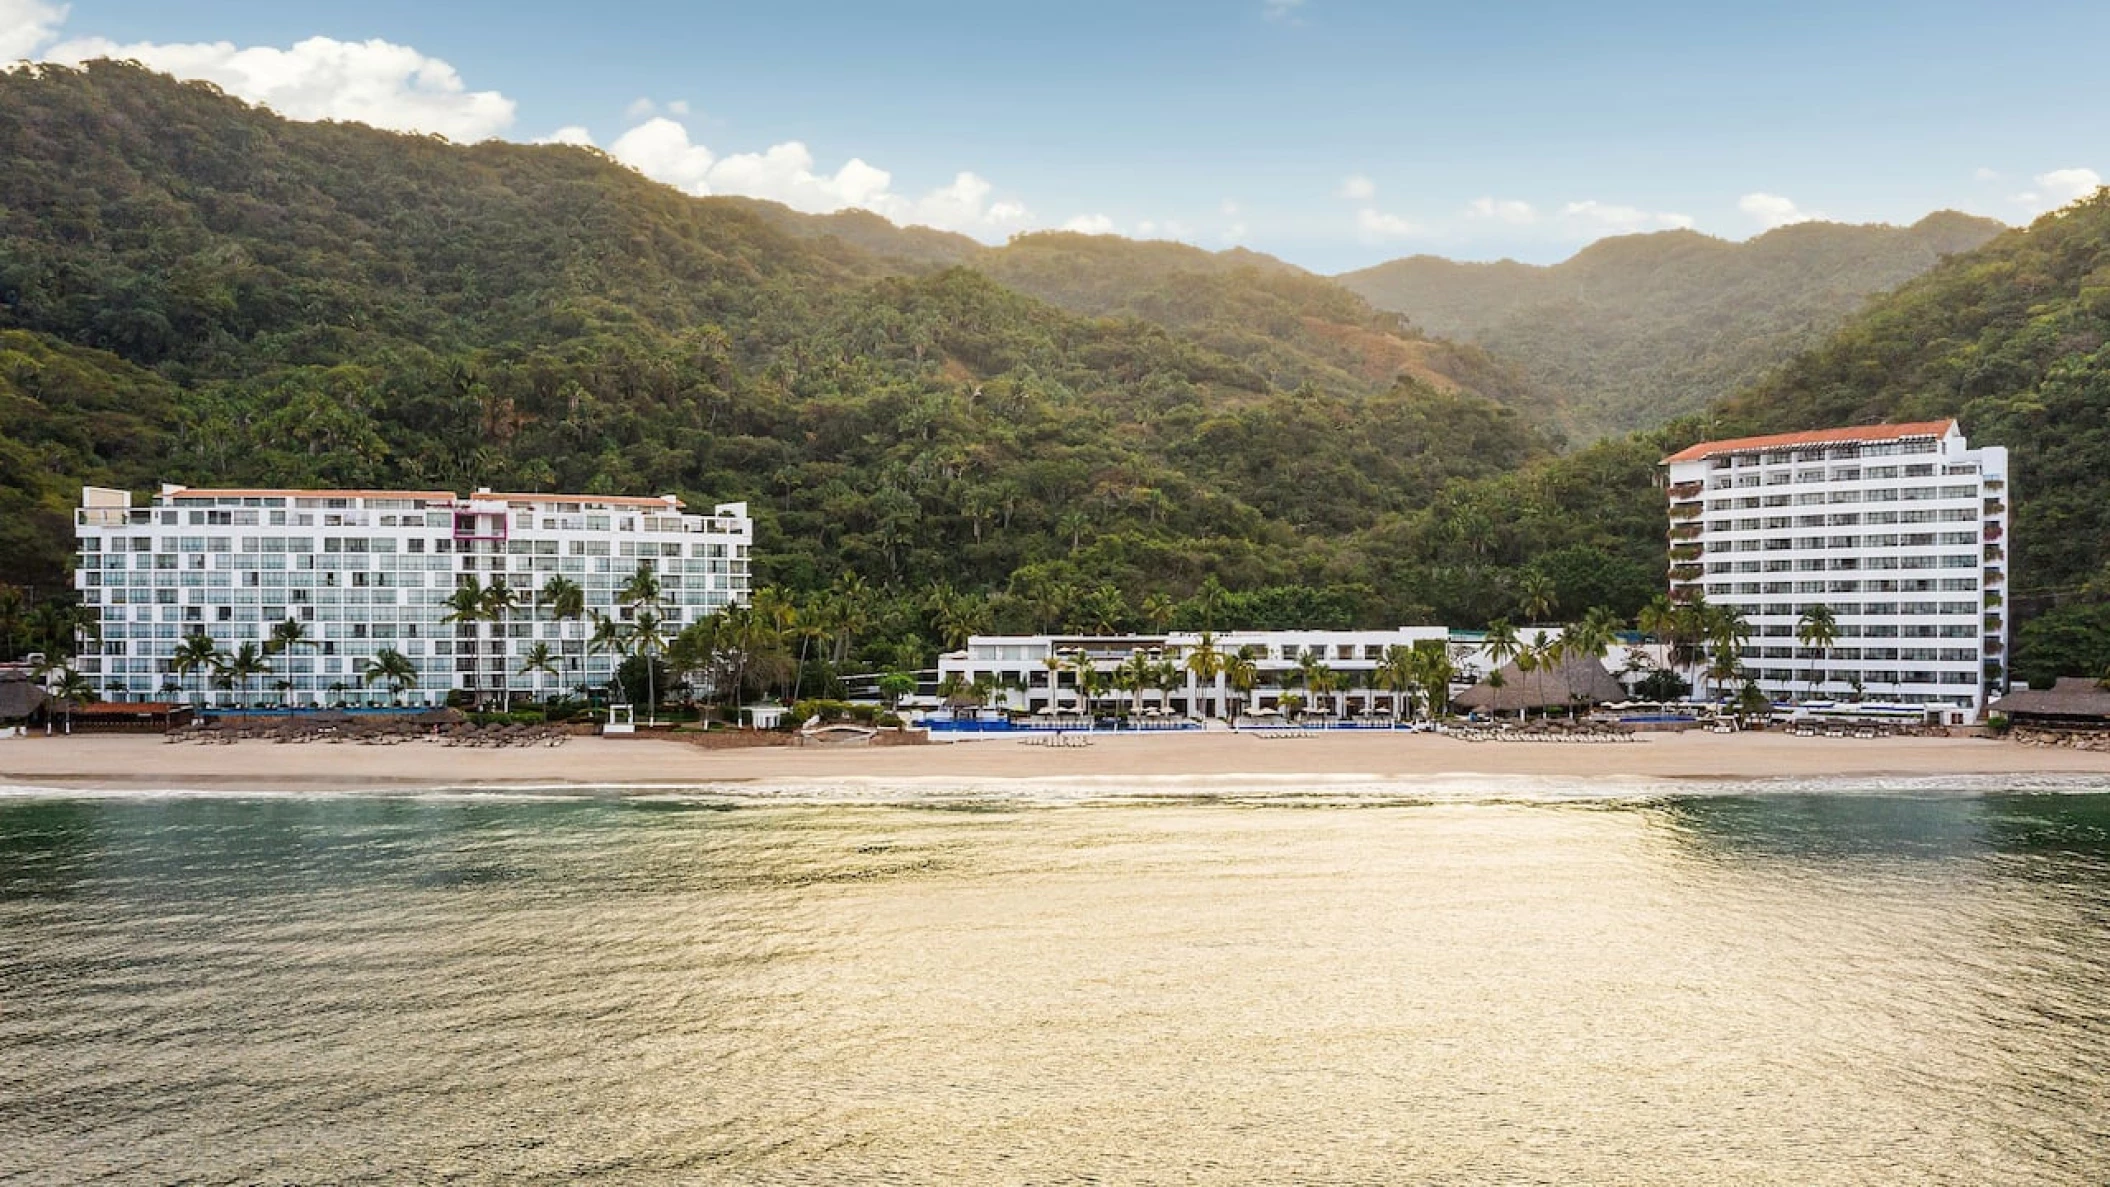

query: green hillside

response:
[734,203,1541,417]
[1703,197,2110,685]
[3,61,1616,672]
[1337,214,2004,438]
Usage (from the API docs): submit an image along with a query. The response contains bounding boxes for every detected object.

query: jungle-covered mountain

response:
[735,202,1536,413]
[1,61,1655,671]
[1337,213,2004,439]
[1696,197,2110,686]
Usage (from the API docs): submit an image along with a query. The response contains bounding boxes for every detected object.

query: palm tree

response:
[1410,640,1456,723]
[1222,646,1259,720]
[1183,632,1224,720]
[219,641,271,707]
[1195,576,1230,633]
[1517,572,1557,624]
[1795,604,1839,702]
[441,577,488,707]
[1116,649,1154,722]
[1066,651,1105,720]
[539,575,586,624]
[618,563,663,612]
[1374,644,1418,723]
[626,608,670,723]
[1701,604,1752,703]
[1483,619,1523,676]
[1039,653,1068,714]
[361,647,419,703]
[265,618,313,707]
[1141,593,1176,633]
[171,632,224,708]
[518,641,558,703]
[47,667,95,731]
[482,578,523,711]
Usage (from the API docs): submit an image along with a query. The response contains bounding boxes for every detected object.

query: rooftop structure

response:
[73,485,753,707]
[1662,421,2008,722]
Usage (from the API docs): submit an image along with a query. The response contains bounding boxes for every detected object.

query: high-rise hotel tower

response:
[1662,421,2009,722]
[73,485,752,707]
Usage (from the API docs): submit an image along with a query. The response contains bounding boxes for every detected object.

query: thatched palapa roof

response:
[1995,678,2110,723]
[1453,655,1627,713]
[0,676,47,721]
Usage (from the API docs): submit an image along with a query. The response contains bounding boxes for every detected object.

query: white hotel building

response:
[1662,420,2009,721]
[73,485,752,707]
[936,627,1664,719]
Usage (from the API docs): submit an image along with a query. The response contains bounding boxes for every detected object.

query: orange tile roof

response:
[157,488,458,502]
[478,493,684,509]
[1661,420,1957,465]
[153,488,685,508]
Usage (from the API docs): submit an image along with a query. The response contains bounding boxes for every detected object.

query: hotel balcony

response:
[1668,502,1702,521]
[1668,481,1705,500]
[1984,544,2005,562]
[1668,523,1703,541]
[1983,567,2004,586]
[1669,543,1704,563]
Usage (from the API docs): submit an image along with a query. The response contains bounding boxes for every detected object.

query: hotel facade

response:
[73,485,752,707]
[1662,420,2009,721]
[937,628,1659,719]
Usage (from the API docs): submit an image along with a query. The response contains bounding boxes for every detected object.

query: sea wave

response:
[5,771,2110,807]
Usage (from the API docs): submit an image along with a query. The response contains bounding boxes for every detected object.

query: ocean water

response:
[3,785,2108,1184]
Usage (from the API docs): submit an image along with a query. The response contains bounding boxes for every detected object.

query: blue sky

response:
[8,0,2108,269]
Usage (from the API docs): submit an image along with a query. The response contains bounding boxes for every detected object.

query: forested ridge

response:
[0,61,1654,676]
[1337,213,2004,439]
[1702,196,2110,685]
[5,61,2106,687]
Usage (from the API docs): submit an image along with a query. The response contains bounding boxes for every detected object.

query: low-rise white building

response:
[937,627,1653,720]
[73,485,752,707]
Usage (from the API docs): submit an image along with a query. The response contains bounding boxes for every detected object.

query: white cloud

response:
[42,33,516,139]
[1221,221,1249,243]
[1338,174,1375,201]
[608,116,719,191]
[6,6,1039,242]
[1356,208,1423,239]
[1558,199,1694,234]
[1465,196,1538,224]
[1973,167,2001,182]
[1263,0,1307,21]
[0,0,65,60]
[535,125,595,147]
[1061,213,1116,235]
[2012,167,2101,214]
[606,117,1029,237]
[1220,198,1239,216]
[1737,192,1822,229]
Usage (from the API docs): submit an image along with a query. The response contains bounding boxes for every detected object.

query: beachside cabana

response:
[62,701,194,733]
[1453,655,1627,717]
[1,675,49,735]
[1994,679,2110,732]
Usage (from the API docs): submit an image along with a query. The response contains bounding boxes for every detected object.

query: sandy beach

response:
[3,729,2108,793]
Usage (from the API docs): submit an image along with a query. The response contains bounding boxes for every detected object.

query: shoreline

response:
[4,731,2110,798]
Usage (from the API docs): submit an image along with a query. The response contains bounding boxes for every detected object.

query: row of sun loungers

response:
[1018,733,1094,747]
[1787,724,1903,739]
[167,720,569,748]
[1447,723,1639,743]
